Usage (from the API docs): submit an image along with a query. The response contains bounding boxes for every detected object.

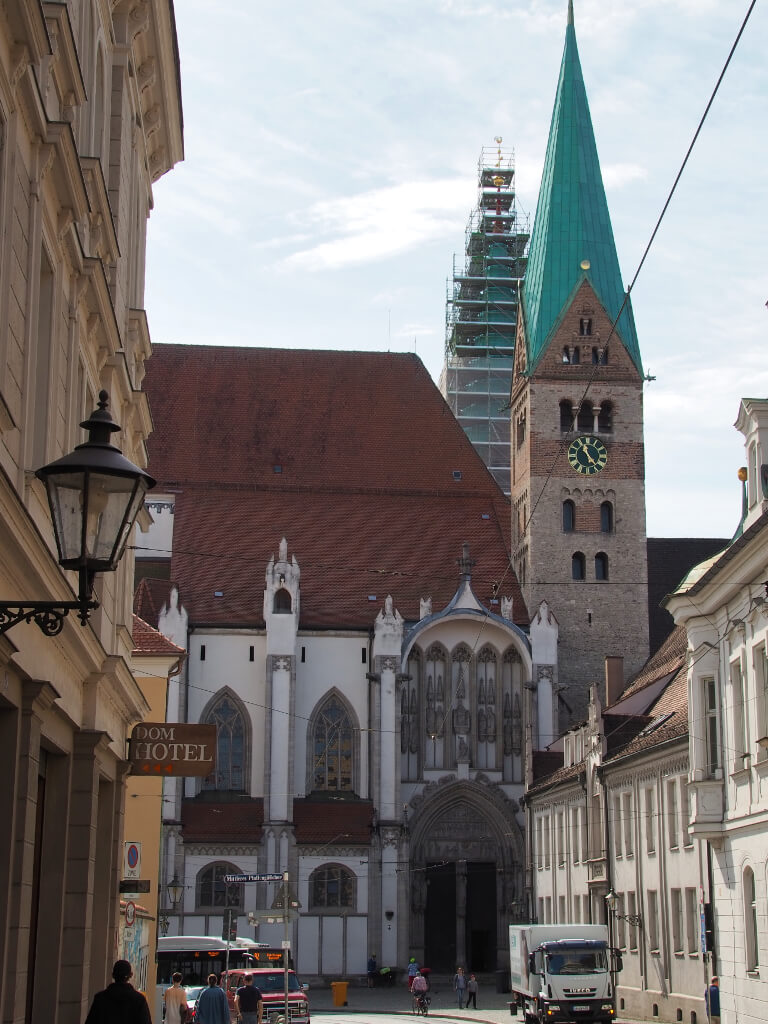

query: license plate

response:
[572,1007,589,1012]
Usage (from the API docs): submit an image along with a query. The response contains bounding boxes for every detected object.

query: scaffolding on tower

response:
[439,139,529,494]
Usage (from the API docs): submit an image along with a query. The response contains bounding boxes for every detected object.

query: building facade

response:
[509,0,648,726]
[666,398,768,1024]
[0,2,182,1020]
[135,344,564,978]
[525,631,711,1024]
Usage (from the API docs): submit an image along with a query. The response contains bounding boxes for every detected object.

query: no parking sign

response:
[124,842,141,879]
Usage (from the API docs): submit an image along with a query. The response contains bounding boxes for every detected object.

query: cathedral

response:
[136,1,651,977]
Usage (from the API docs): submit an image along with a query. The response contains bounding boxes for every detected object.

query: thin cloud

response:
[281,179,470,270]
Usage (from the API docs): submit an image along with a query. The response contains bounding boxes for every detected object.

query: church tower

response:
[510,0,648,725]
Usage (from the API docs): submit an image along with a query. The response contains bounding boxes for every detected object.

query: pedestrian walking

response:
[367,954,378,988]
[195,974,230,1024]
[234,973,263,1024]
[453,966,467,1008]
[84,960,151,1024]
[466,973,478,1008]
[164,972,189,1024]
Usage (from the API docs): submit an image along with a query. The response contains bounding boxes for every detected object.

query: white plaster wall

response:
[186,632,267,796]
[321,917,344,973]
[298,916,320,974]
[294,633,370,797]
[136,497,175,559]
[346,916,368,973]
[715,828,768,1024]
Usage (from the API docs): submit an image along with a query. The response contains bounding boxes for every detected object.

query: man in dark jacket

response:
[84,960,152,1024]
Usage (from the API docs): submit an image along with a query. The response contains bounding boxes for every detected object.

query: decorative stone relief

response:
[419,597,432,619]
[501,596,513,620]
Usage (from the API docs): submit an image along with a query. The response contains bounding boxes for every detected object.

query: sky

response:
[145,0,767,539]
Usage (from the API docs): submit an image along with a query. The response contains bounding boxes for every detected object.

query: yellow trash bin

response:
[331,981,349,1006]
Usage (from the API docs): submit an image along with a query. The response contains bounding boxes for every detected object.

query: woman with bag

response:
[164,972,189,1024]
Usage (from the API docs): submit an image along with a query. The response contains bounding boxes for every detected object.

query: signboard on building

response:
[128,723,216,777]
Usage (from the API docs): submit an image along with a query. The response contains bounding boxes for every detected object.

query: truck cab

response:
[509,925,621,1024]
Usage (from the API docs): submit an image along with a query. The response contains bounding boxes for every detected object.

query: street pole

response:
[283,871,290,1020]
[225,908,232,979]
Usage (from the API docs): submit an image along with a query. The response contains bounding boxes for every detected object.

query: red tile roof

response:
[131,613,186,657]
[181,799,264,843]
[292,799,374,844]
[141,345,527,630]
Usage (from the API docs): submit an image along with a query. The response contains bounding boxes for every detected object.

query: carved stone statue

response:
[420,596,432,619]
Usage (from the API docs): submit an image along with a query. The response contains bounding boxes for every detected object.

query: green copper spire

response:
[522,2,642,374]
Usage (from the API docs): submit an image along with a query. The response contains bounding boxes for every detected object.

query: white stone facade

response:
[666,398,768,1024]
[150,535,562,978]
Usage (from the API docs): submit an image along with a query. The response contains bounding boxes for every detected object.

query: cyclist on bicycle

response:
[412,972,429,1014]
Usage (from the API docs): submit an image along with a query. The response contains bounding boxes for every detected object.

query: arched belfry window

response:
[197,862,244,911]
[577,401,593,432]
[202,692,247,792]
[563,500,575,533]
[560,400,574,432]
[273,587,292,613]
[600,501,614,533]
[310,693,356,793]
[572,552,586,581]
[598,400,613,432]
[309,864,356,911]
[595,552,609,581]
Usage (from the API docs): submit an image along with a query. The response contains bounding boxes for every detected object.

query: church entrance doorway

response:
[423,861,497,971]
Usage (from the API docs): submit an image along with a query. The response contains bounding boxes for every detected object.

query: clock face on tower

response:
[567,435,608,475]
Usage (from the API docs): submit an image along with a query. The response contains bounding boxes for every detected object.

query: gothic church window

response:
[311,694,355,792]
[572,552,586,581]
[274,588,292,613]
[309,864,356,911]
[202,693,247,792]
[197,862,244,911]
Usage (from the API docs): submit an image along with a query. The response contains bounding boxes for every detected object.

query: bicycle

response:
[412,993,430,1015]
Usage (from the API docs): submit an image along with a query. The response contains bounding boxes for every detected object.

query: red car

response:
[221,968,310,1024]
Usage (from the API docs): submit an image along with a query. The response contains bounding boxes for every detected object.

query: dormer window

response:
[273,588,292,613]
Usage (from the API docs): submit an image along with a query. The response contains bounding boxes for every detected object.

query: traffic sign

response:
[223,872,284,883]
[125,901,136,927]
[124,842,141,879]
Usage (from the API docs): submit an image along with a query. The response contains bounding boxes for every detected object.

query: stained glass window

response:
[203,694,246,791]
[309,864,356,910]
[312,695,354,792]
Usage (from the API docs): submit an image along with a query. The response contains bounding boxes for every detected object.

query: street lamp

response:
[605,888,642,927]
[0,391,155,636]
[167,875,184,910]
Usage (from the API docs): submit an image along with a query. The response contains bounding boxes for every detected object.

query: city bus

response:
[156,936,291,1018]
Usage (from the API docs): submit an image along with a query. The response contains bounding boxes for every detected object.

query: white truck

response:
[509,924,621,1024]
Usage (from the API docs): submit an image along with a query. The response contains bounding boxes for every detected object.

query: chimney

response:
[605,656,624,707]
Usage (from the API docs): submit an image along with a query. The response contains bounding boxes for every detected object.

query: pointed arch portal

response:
[408,780,524,972]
